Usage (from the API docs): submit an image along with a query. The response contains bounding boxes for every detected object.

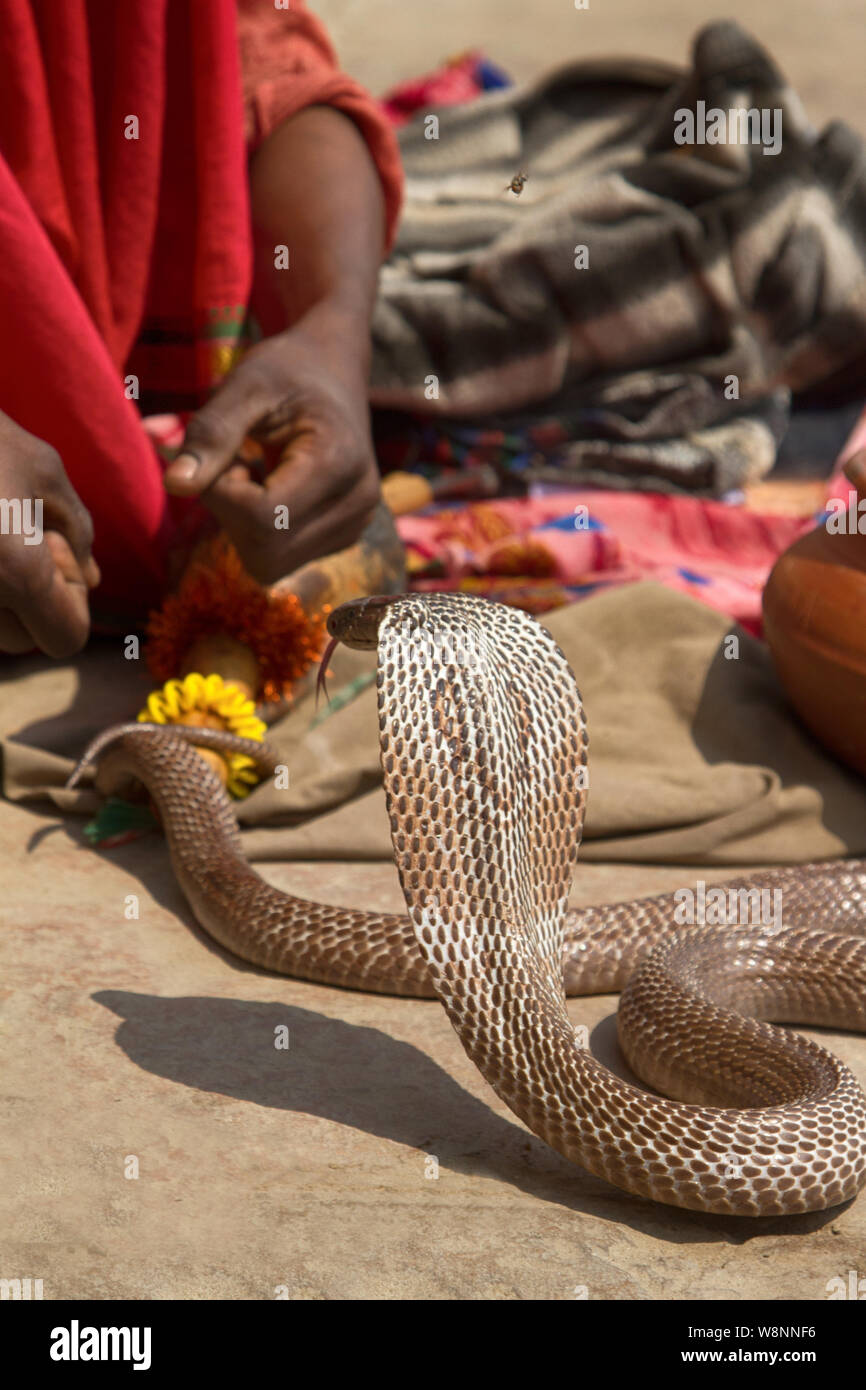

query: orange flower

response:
[145,536,327,703]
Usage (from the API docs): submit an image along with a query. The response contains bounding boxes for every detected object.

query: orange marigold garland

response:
[84,536,330,845]
[145,534,328,704]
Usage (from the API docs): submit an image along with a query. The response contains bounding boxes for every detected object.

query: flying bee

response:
[506,170,528,196]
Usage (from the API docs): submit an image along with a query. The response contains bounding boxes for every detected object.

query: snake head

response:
[325,594,412,650]
[317,594,414,703]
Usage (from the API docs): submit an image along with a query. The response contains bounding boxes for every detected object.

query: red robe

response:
[0,0,402,617]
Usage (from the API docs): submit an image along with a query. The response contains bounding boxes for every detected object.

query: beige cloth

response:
[2,582,865,868]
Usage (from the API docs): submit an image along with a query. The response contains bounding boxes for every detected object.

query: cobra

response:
[68,592,866,1216]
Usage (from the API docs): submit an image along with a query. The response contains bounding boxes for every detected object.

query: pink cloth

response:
[381,52,490,127]
[396,405,866,633]
[397,491,813,634]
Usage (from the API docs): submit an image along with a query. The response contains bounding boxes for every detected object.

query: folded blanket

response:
[6,584,865,869]
[370,22,866,494]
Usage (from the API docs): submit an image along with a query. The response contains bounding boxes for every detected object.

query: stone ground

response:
[2,0,865,1302]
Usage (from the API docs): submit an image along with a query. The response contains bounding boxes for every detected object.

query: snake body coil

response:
[69,592,866,1216]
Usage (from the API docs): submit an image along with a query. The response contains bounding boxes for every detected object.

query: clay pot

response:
[762,454,866,777]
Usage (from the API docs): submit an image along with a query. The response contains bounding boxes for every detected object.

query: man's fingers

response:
[83,555,101,589]
[46,482,94,572]
[25,442,96,574]
[201,456,379,584]
[0,531,91,658]
[164,368,276,497]
[197,467,267,541]
[252,475,379,580]
[0,610,38,654]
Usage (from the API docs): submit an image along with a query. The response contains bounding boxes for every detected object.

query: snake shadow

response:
[93,989,852,1248]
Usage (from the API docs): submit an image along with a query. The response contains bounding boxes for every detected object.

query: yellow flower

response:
[138,673,266,798]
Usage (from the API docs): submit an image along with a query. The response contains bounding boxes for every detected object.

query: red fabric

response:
[0,0,403,618]
[236,0,403,250]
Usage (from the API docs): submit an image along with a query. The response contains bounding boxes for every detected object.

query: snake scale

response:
[69,592,866,1216]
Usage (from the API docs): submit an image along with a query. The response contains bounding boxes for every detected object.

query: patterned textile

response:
[396,489,816,634]
[371,22,866,496]
[372,393,790,495]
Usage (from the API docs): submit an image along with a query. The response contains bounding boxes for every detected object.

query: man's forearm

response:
[249,104,387,364]
[165,104,388,570]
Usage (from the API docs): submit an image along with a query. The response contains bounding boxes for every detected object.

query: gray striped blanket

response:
[369,22,866,494]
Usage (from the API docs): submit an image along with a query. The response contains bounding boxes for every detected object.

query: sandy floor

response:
[4,637,865,1301]
[2,1,865,1301]
[316,0,866,135]
[5,779,864,1300]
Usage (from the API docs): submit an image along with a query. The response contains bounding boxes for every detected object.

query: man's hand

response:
[163,308,381,585]
[0,412,99,658]
[163,103,389,585]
